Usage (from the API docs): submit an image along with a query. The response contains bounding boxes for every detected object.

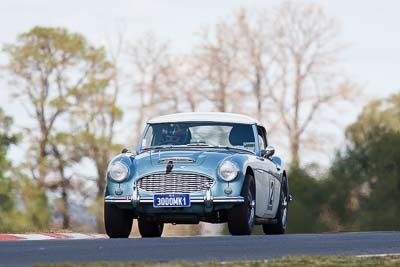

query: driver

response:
[161,124,190,145]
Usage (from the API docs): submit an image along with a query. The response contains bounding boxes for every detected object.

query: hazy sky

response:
[1,0,399,165]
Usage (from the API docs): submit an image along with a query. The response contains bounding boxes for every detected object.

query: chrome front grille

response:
[137,172,214,194]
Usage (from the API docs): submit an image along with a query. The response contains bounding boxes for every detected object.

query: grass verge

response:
[32,255,400,267]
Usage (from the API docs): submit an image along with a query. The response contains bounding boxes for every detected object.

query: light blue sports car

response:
[104,112,291,237]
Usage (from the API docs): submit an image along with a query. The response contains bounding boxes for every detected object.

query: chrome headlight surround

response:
[218,160,239,182]
[108,161,130,182]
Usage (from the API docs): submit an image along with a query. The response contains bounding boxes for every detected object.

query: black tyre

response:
[227,174,256,235]
[104,202,133,238]
[138,219,164,238]
[263,178,288,235]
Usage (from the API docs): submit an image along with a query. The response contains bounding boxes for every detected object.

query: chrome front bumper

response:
[104,195,245,204]
[105,184,244,208]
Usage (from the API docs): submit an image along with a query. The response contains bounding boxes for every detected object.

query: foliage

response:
[325,94,400,231]
[0,108,50,232]
[0,176,50,232]
[283,94,400,233]
[286,167,328,233]
[0,108,20,231]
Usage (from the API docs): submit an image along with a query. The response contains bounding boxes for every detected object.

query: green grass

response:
[32,255,400,267]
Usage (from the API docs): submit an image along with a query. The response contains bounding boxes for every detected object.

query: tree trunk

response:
[61,182,70,229]
[254,73,262,122]
[53,145,70,229]
[95,160,108,233]
[217,83,226,112]
[290,135,300,170]
[38,139,47,186]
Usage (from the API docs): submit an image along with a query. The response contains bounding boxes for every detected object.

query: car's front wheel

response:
[263,178,288,235]
[104,203,133,238]
[227,174,256,235]
[138,219,164,238]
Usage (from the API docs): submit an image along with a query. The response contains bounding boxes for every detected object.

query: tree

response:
[0,108,50,232]
[4,27,84,187]
[167,55,206,113]
[3,27,114,229]
[325,94,400,231]
[71,58,122,232]
[127,33,181,143]
[194,22,243,113]
[196,2,356,168]
[0,109,18,173]
[286,167,328,233]
[266,1,355,168]
[0,108,19,230]
[234,9,279,122]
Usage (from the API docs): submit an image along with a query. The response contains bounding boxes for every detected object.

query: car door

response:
[254,161,270,218]
[266,160,281,217]
[254,126,278,218]
[262,160,279,218]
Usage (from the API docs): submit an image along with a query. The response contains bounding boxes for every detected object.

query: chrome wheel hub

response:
[248,199,255,226]
[282,196,288,226]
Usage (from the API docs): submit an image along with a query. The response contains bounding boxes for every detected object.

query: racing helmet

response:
[161,124,190,144]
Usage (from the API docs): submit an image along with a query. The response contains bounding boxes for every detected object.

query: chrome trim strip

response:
[104,196,244,204]
[105,199,132,203]
[159,157,195,163]
[213,197,245,203]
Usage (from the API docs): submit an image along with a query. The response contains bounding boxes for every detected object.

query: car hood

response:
[133,149,238,178]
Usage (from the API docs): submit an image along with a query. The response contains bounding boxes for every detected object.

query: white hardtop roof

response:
[148,112,262,125]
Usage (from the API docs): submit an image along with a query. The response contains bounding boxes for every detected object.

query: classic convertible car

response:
[104,112,291,237]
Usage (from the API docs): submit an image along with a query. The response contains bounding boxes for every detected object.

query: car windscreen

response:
[141,122,256,152]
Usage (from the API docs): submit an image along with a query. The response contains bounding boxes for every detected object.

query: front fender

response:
[106,153,136,193]
[217,154,255,196]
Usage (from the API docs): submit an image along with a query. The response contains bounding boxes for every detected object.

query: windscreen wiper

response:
[213,145,255,154]
[183,144,253,153]
[142,144,211,151]
[141,145,183,151]
[184,143,213,147]
[141,144,254,154]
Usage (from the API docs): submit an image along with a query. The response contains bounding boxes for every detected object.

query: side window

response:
[258,135,265,149]
[143,126,154,147]
[257,126,268,150]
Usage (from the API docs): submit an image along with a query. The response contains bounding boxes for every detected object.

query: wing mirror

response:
[261,145,275,158]
[121,148,136,157]
[121,148,135,155]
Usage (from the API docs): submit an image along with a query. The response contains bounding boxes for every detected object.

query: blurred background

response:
[0,0,399,235]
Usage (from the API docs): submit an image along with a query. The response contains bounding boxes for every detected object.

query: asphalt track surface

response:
[1,231,400,267]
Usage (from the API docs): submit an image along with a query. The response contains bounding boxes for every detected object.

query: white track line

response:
[357,253,400,257]
[64,233,98,239]
[13,234,56,240]
[0,233,107,241]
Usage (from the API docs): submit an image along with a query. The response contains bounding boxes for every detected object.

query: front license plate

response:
[153,194,190,208]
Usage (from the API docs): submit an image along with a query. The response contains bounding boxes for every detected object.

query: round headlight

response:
[108,161,129,182]
[218,160,239,182]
